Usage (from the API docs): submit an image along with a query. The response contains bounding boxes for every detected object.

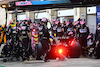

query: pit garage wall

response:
[34,10,57,29]
[0,7,12,26]
[12,11,34,22]
[35,12,47,19]
[0,7,6,25]
[87,6,96,34]
[74,7,86,22]
[57,9,74,23]
[87,15,96,34]
[59,17,74,23]
[35,9,57,23]
[57,8,87,23]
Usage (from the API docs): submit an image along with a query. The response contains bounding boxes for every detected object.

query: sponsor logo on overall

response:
[55,36,69,39]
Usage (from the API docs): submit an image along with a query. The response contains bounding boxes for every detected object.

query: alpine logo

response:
[19,2,27,5]
[16,1,33,6]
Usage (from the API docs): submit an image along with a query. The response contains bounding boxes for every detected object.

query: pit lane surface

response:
[0,58,100,67]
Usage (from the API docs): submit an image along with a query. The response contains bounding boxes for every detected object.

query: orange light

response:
[8,5,11,7]
[8,11,13,13]
[18,10,23,12]
[1,4,6,8]
[58,49,63,54]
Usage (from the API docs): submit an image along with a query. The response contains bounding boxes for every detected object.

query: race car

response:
[48,36,81,59]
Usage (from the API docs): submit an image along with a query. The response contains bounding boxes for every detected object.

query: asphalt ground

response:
[0,57,100,67]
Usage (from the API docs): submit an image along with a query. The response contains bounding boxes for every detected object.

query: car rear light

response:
[58,49,63,54]
[71,41,74,46]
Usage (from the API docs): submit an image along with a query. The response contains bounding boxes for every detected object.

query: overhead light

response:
[1,4,6,8]
[18,10,23,12]
[8,5,11,7]
[8,11,13,13]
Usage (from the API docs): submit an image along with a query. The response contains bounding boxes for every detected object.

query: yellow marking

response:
[34,38,38,41]
[34,34,38,37]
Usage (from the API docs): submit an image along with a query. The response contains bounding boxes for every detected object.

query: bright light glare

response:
[71,41,74,46]
[2,4,6,8]
[33,29,35,32]
[58,49,63,54]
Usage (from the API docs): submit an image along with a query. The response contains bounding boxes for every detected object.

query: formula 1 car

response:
[48,36,81,59]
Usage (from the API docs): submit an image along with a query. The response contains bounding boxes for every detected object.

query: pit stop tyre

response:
[3,59,7,62]
[70,41,81,58]
[36,43,42,60]
[48,45,57,59]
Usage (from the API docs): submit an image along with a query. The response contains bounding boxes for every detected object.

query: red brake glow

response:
[71,41,74,46]
[33,29,35,32]
[58,49,63,54]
